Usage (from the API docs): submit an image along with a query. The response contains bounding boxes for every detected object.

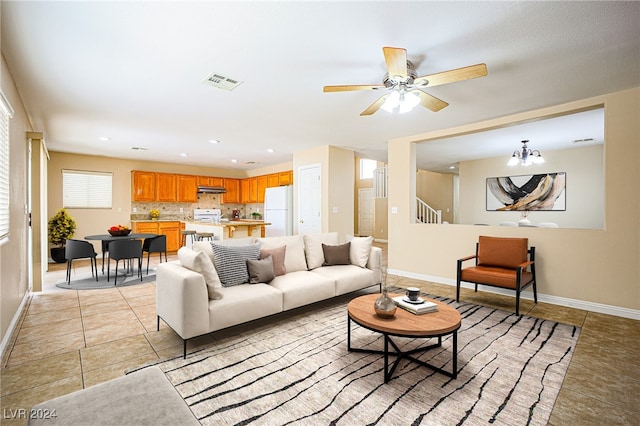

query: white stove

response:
[193,208,222,223]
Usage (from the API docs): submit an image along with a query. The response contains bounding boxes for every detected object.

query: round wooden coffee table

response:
[347,293,461,383]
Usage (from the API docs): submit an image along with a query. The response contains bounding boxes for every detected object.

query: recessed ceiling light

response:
[180,153,189,157]
[267,148,274,153]
[449,165,456,170]
[209,139,220,144]
[99,137,110,142]
[230,159,238,163]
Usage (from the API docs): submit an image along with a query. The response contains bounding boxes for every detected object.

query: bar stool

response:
[195,232,214,241]
[181,230,197,247]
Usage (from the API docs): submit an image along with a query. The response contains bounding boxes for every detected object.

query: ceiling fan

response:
[323,46,488,116]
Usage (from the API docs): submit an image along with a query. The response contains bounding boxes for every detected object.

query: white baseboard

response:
[387,268,640,320]
[0,291,31,360]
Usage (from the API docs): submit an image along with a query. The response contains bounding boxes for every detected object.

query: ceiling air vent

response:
[202,72,243,91]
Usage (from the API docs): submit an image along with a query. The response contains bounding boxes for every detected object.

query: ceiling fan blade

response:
[416,90,449,112]
[323,84,385,92]
[360,95,388,116]
[414,63,488,87]
[383,46,407,79]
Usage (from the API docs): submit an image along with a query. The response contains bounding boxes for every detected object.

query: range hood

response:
[197,185,226,194]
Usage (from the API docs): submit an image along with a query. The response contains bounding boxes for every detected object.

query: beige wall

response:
[457,144,604,228]
[1,55,32,346]
[388,88,639,315]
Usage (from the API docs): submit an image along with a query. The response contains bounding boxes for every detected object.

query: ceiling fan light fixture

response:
[399,90,420,114]
[381,90,401,112]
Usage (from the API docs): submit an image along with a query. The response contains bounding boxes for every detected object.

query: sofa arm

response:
[366,246,383,283]
[156,261,210,340]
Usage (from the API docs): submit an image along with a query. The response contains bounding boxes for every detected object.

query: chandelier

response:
[507,140,545,166]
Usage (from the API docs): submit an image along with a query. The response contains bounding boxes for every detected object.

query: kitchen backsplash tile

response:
[131,193,263,221]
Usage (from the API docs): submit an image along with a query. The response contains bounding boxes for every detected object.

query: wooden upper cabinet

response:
[177,174,198,203]
[240,179,250,204]
[267,173,279,188]
[156,173,177,202]
[279,171,293,185]
[222,178,240,204]
[197,176,212,186]
[248,177,258,203]
[257,175,268,203]
[132,171,156,202]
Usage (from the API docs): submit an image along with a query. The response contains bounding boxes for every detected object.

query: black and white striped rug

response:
[153,294,579,425]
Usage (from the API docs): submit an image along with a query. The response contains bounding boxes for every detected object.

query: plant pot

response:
[50,247,66,263]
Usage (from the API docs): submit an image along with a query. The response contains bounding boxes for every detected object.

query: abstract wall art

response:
[486,172,566,211]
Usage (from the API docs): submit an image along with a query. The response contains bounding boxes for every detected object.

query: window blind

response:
[63,170,113,208]
[0,92,13,240]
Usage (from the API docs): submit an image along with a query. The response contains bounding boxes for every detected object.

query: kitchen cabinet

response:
[177,174,198,203]
[132,221,183,252]
[158,221,182,252]
[257,175,268,203]
[267,173,279,188]
[198,176,224,187]
[131,171,156,202]
[222,178,240,204]
[279,171,293,185]
[248,177,258,203]
[156,173,177,202]
[240,179,250,204]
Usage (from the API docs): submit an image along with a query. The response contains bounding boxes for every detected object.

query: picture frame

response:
[486,172,566,211]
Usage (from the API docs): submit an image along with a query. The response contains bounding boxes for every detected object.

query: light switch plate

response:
[391,207,398,214]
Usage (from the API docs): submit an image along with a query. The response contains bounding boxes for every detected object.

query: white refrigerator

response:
[264,185,293,237]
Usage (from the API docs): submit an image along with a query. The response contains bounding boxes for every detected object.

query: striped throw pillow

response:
[211,243,261,286]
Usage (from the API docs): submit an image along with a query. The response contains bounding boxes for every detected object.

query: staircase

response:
[416,197,442,224]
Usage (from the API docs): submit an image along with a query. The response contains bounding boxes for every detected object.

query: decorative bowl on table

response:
[108,228,131,237]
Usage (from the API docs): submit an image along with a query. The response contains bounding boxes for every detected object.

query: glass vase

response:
[374,268,396,318]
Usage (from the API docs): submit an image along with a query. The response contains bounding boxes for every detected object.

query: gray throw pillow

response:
[322,242,351,266]
[259,245,286,276]
[247,255,275,284]
[211,243,261,286]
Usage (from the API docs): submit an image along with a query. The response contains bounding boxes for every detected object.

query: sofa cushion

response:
[256,235,307,273]
[269,271,335,310]
[209,284,283,332]
[322,242,351,266]
[347,235,374,268]
[211,243,261,287]
[312,265,376,296]
[303,232,339,270]
[260,245,286,276]
[247,255,275,284]
[177,247,223,300]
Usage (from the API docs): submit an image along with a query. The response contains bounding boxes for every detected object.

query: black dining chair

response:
[101,240,110,274]
[65,239,98,285]
[107,239,143,284]
[142,235,167,274]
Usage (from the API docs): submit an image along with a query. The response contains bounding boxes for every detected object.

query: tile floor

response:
[1,245,639,425]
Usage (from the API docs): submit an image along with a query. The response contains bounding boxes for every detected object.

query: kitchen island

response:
[184,220,270,246]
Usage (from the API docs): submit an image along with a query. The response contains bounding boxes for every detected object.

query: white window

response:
[360,158,377,179]
[63,170,113,209]
[0,92,13,240]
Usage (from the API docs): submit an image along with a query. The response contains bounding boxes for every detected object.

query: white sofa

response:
[156,233,382,357]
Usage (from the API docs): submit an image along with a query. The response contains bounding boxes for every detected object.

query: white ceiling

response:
[2,1,639,171]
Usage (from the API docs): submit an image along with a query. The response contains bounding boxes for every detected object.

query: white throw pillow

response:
[347,235,374,268]
[256,235,308,272]
[303,232,339,270]
[178,247,223,300]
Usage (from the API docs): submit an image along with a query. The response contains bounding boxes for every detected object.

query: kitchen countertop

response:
[183,220,270,227]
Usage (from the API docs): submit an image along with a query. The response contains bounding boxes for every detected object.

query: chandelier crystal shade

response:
[507,140,545,166]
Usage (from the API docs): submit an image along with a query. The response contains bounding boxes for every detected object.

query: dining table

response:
[85,233,159,277]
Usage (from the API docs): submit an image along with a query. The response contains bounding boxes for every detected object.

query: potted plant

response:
[251,211,262,220]
[48,208,77,263]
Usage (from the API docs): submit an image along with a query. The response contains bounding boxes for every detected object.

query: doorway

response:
[358,188,374,236]
[297,164,321,234]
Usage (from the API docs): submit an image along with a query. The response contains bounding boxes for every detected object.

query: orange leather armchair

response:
[456,235,537,315]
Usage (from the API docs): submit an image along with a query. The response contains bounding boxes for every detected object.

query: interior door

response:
[297,164,321,235]
[358,188,374,236]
